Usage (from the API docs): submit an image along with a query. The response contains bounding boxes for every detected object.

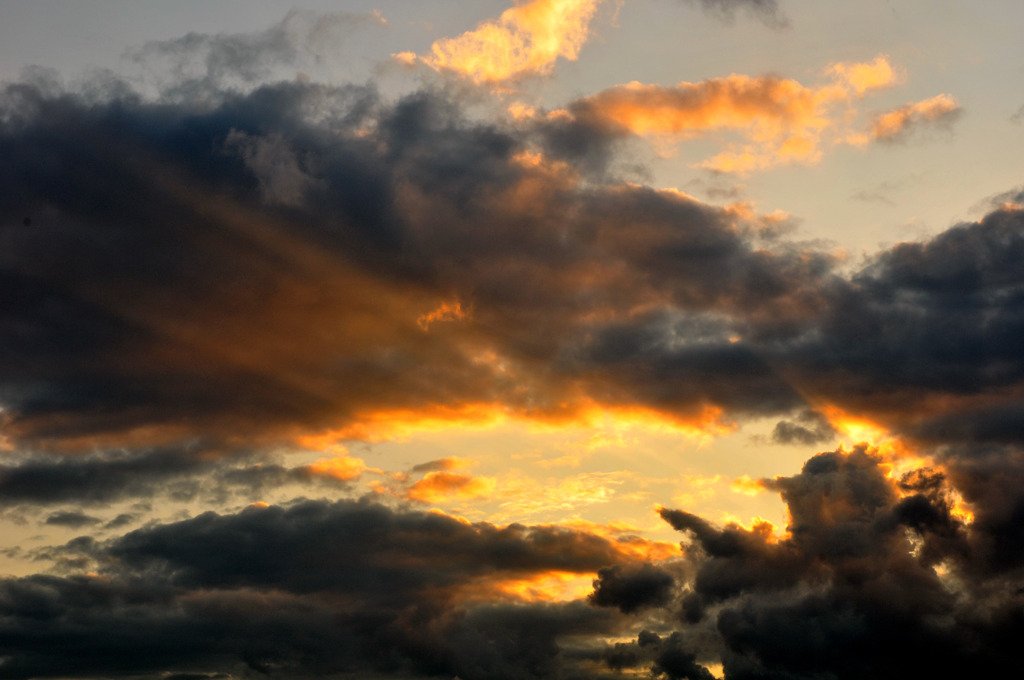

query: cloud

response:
[1,8,1023,680]
[681,0,787,28]
[411,457,474,473]
[44,511,101,528]
[406,471,497,503]
[770,408,837,445]
[0,79,839,451]
[588,562,676,613]
[403,0,604,85]
[129,9,386,93]
[863,93,963,144]
[300,455,367,482]
[553,55,929,172]
[0,499,641,679]
[0,447,211,506]
[630,445,1024,678]
[827,54,900,96]
[1,77,1020,455]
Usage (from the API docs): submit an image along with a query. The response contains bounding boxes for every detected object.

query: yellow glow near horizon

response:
[296,399,735,446]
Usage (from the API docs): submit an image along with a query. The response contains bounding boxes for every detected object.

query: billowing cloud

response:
[588,561,676,613]
[0,79,829,451]
[400,0,604,85]
[0,76,1020,455]
[584,444,1024,678]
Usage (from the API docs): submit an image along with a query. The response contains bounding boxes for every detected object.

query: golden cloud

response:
[562,55,955,173]
[407,471,497,503]
[409,0,603,85]
[827,55,901,97]
[304,455,367,481]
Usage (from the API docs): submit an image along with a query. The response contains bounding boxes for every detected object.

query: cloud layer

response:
[0,77,1009,452]
[1,4,1022,679]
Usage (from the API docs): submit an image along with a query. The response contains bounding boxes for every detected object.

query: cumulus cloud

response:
[588,562,676,613]
[621,445,1024,678]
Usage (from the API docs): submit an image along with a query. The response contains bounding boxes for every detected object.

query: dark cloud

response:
[0,445,359,509]
[0,76,847,451]
[3,67,1020,455]
[0,447,209,506]
[589,562,676,613]
[44,511,101,528]
[0,499,635,679]
[2,15,1024,679]
[639,446,1024,678]
[770,408,837,445]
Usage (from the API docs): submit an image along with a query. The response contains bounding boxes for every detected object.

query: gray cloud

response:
[770,409,837,446]
[44,511,101,528]
[644,446,1024,679]
[0,499,633,680]
[1,14,1024,679]
[589,562,676,613]
[681,0,788,27]
[128,9,385,95]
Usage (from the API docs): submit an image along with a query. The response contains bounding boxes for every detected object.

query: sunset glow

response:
[1,1,1023,678]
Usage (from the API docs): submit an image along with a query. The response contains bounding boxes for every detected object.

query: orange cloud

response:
[299,397,733,448]
[828,55,900,96]
[574,75,832,137]
[409,0,603,85]
[563,55,951,173]
[407,471,497,503]
[819,404,891,445]
[417,300,469,330]
[869,94,961,142]
[487,570,597,602]
[304,455,367,481]
[568,72,840,173]
[730,475,766,496]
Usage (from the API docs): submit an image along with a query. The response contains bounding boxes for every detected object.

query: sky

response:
[0,0,1023,678]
